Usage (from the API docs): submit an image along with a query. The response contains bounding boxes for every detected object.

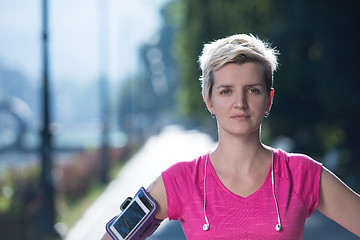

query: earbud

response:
[275,223,281,232]
[203,223,209,231]
[203,154,210,231]
[272,154,283,233]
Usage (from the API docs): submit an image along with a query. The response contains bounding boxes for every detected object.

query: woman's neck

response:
[211,130,271,175]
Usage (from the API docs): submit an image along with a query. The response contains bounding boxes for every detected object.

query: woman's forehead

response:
[212,62,266,86]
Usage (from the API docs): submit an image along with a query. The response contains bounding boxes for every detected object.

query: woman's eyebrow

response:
[216,84,233,89]
[216,83,265,89]
[246,83,265,87]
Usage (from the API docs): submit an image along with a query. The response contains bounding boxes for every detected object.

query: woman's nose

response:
[234,93,248,109]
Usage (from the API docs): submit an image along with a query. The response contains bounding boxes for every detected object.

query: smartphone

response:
[106,187,160,240]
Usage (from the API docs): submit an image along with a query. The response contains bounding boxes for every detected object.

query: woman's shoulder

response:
[272,148,323,216]
[162,153,207,176]
[272,148,323,186]
[161,153,209,192]
[274,148,322,168]
[160,153,208,220]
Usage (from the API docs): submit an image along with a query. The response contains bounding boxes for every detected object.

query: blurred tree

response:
[165,0,360,188]
[269,0,360,184]
[117,4,180,140]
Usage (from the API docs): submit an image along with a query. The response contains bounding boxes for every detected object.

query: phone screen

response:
[112,198,149,238]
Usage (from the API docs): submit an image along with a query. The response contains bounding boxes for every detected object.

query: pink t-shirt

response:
[162,148,323,239]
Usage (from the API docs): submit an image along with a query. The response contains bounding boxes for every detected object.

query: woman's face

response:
[206,62,274,137]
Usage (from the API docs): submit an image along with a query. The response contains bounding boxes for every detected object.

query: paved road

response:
[65,126,359,240]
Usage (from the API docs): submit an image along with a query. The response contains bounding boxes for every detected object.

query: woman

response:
[103,34,360,239]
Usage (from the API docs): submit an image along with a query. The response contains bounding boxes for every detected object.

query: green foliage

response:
[0,147,130,240]
[0,166,40,240]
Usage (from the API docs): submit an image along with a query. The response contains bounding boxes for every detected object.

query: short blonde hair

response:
[198,34,279,103]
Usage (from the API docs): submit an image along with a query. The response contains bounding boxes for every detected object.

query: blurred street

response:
[65,126,359,240]
[65,125,215,240]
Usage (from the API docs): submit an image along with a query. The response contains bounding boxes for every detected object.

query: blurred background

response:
[0,0,359,239]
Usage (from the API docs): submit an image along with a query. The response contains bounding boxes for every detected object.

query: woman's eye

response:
[248,88,260,94]
[220,89,231,95]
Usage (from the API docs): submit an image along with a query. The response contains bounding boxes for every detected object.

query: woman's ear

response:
[203,94,214,114]
[267,88,275,112]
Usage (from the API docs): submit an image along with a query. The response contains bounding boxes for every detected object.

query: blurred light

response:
[307,44,321,61]
[54,222,68,237]
[273,136,295,152]
[323,148,340,172]
[147,47,163,62]
[151,75,168,96]
[2,186,14,199]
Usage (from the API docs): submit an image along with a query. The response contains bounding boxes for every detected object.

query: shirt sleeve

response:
[287,153,323,217]
[162,160,195,220]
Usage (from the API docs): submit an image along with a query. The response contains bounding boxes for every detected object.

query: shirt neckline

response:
[206,149,277,202]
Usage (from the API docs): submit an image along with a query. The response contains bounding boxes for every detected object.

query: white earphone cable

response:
[203,153,210,231]
[271,154,282,231]
[202,151,282,232]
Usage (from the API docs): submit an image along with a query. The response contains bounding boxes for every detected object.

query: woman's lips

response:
[231,114,250,121]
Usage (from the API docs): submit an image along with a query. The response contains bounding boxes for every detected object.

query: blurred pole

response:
[38,0,58,239]
[99,0,110,184]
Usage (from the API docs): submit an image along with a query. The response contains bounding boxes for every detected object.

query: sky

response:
[0,0,170,149]
[0,0,169,85]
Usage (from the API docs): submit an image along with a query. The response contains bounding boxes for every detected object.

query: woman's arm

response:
[101,175,168,239]
[317,166,360,236]
[146,175,168,220]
